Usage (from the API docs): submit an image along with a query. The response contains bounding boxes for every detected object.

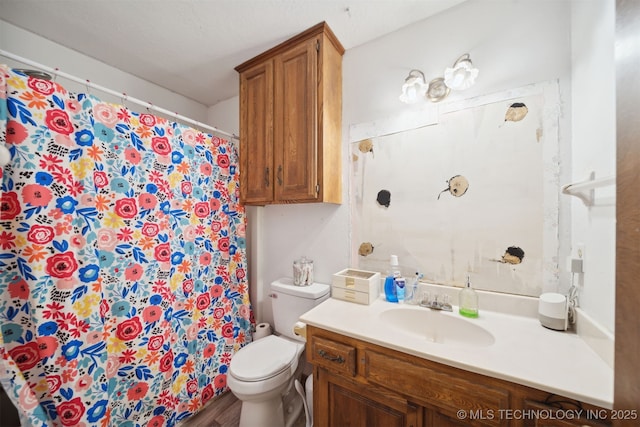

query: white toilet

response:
[228,278,330,427]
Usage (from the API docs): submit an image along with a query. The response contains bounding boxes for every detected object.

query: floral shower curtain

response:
[0,65,253,426]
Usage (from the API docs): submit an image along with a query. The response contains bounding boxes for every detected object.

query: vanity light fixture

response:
[399,69,428,104]
[400,54,478,104]
[443,53,479,91]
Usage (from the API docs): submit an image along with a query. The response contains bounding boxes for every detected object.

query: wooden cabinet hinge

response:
[316,184,320,195]
[316,40,320,52]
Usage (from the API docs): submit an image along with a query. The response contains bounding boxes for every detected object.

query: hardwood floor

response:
[180,391,242,427]
[179,391,307,427]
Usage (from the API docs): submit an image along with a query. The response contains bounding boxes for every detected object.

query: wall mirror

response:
[350,81,560,297]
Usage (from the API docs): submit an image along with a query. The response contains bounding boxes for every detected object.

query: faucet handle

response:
[420,291,431,305]
[441,294,453,311]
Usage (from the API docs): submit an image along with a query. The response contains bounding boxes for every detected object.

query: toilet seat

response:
[230,335,303,382]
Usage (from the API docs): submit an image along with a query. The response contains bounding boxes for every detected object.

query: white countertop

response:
[299,296,613,409]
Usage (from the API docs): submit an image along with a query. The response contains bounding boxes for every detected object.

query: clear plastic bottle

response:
[405,272,422,305]
[459,275,479,318]
[394,276,406,303]
[384,255,400,302]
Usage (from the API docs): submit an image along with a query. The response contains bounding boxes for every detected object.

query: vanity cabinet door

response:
[314,367,419,427]
[426,409,482,427]
[522,401,611,427]
[363,348,510,427]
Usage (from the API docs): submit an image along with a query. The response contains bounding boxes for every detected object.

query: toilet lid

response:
[230,335,301,382]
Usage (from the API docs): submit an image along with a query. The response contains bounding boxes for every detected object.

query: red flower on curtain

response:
[218,237,230,252]
[45,109,74,135]
[8,278,30,299]
[201,384,214,405]
[0,192,21,220]
[22,184,53,207]
[127,382,149,401]
[151,136,171,155]
[5,120,28,144]
[217,154,230,168]
[159,350,174,372]
[116,317,143,341]
[141,222,159,237]
[27,77,55,95]
[45,252,78,279]
[181,181,192,194]
[26,225,55,245]
[196,293,210,310]
[139,114,156,127]
[194,202,210,218]
[93,171,109,188]
[186,379,198,395]
[115,198,138,218]
[46,375,62,394]
[8,342,41,370]
[148,335,164,351]
[154,242,170,262]
[221,323,234,338]
[57,397,85,427]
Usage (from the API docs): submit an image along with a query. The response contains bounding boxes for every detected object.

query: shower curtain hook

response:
[85,79,91,94]
[53,67,59,82]
[121,92,127,106]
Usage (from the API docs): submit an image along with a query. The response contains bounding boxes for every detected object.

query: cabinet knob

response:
[264,167,270,187]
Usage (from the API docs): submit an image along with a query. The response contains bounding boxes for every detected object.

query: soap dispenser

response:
[459,275,479,318]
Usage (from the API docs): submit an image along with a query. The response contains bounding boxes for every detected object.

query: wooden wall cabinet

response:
[307,325,611,427]
[235,22,343,205]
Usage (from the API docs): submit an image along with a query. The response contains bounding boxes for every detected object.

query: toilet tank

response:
[270,278,330,340]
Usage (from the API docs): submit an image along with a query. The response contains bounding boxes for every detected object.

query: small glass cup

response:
[293,256,314,286]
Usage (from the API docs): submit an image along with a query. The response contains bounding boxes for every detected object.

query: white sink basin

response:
[379,307,495,347]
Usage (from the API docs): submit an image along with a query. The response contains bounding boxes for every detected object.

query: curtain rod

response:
[0,49,238,140]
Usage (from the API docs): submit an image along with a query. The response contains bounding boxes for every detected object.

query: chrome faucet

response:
[419,293,453,312]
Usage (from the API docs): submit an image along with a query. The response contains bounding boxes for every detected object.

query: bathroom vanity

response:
[301,297,614,427]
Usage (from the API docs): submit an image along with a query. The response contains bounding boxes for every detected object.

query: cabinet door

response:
[522,401,611,427]
[273,37,318,202]
[428,410,479,427]
[315,368,418,427]
[239,60,273,205]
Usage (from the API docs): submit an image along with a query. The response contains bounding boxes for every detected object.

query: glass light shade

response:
[399,70,428,104]
[444,56,479,90]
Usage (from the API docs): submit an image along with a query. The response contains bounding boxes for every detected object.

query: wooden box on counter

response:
[331,269,381,305]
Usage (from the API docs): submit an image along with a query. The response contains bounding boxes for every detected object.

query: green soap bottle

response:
[459,275,479,318]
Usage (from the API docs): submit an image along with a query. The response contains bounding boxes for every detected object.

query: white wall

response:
[346,0,615,334]
[213,1,614,334]
[570,0,616,332]
[209,0,574,327]
[0,20,208,122]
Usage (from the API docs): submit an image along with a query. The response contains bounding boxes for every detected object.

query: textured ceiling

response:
[0,0,465,106]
